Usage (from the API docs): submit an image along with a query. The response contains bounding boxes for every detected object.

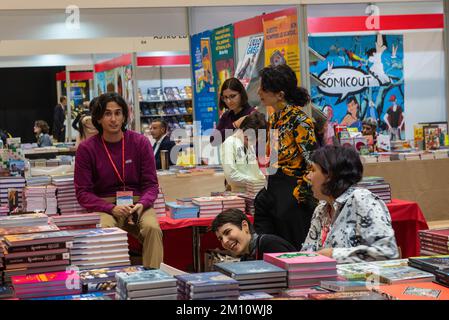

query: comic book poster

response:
[234,35,264,89]
[309,34,404,140]
[263,14,300,83]
[212,24,235,109]
[191,31,218,133]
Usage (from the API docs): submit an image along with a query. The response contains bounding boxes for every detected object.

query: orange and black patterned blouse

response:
[268,104,316,203]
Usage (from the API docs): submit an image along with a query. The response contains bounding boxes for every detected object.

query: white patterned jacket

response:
[301,187,399,264]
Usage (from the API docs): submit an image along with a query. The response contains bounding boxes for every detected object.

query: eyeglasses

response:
[221,93,239,101]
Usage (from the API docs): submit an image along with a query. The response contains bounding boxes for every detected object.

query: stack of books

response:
[25,176,52,186]
[2,231,74,284]
[50,213,101,230]
[356,176,391,203]
[11,271,81,299]
[0,213,49,230]
[79,265,146,297]
[214,260,287,294]
[319,280,370,292]
[408,255,449,288]
[153,188,166,217]
[64,228,130,270]
[222,196,245,213]
[245,180,265,198]
[418,228,449,255]
[0,205,8,216]
[52,175,87,215]
[264,252,338,288]
[176,198,194,206]
[192,197,223,218]
[244,181,265,215]
[0,176,25,207]
[115,269,177,300]
[176,272,239,300]
[22,186,58,216]
[337,259,408,280]
[166,202,199,219]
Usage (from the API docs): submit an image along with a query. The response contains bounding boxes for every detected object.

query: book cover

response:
[375,266,435,284]
[264,252,337,270]
[4,230,72,246]
[374,282,449,300]
[176,272,238,288]
[0,224,60,237]
[319,280,370,292]
[12,271,78,286]
[309,291,387,300]
[115,269,176,291]
[214,260,287,280]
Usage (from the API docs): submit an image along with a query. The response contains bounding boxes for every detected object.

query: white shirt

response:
[152,134,167,156]
[221,131,265,192]
[301,187,399,264]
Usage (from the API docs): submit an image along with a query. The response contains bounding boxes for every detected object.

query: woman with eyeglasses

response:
[255,64,317,250]
[210,78,256,145]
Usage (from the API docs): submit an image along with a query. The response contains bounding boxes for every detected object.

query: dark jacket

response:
[53,103,66,137]
[241,233,296,261]
[153,135,176,170]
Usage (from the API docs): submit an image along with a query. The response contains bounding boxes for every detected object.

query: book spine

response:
[419,233,449,242]
[6,252,70,265]
[7,242,73,253]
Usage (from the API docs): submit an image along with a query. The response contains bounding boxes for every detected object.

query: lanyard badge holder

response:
[102,135,137,224]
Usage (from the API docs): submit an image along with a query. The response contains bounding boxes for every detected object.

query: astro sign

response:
[317,66,380,103]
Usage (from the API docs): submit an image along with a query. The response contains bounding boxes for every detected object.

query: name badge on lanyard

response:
[102,134,129,197]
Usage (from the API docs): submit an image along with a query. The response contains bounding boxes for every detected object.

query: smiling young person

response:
[302,145,399,263]
[211,209,295,261]
[74,92,163,269]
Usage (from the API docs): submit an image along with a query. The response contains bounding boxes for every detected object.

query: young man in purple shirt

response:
[74,93,163,269]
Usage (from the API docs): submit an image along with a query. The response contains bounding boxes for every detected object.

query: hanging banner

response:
[263,14,300,83]
[212,24,235,96]
[191,31,218,134]
[309,34,405,140]
[234,34,264,89]
[95,72,106,95]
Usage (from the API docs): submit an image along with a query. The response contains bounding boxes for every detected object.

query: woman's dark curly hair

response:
[311,145,363,199]
[91,93,128,134]
[259,64,310,107]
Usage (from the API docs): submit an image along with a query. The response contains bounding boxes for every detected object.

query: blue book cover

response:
[176,272,238,288]
[116,269,176,291]
[214,260,287,280]
[31,292,111,300]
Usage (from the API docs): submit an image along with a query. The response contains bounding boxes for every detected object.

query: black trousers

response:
[254,170,316,250]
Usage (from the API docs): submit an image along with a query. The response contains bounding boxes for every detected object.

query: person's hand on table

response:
[317,248,333,258]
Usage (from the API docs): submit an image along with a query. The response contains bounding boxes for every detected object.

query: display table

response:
[364,158,449,221]
[138,199,428,272]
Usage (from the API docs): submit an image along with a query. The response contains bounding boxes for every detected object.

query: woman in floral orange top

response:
[254,64,317,250]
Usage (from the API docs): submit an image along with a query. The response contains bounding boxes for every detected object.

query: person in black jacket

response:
[211,208,296,261]
[53,96,67,142]
[149,119,177,170]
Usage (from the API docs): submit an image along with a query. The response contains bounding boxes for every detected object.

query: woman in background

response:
[75,97,99,148]
[34,120,53,147]
[210,78,256,145]
[302,145,399,263]
[255,64,317,250]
